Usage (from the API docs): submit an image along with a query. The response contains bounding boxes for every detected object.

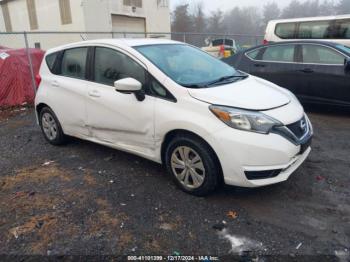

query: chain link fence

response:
[0,31,263,95]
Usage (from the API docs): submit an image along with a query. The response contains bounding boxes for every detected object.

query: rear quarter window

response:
[246,49,260,60]
[45,52,59,72]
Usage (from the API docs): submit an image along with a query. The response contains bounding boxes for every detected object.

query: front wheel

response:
[165,134,220,196]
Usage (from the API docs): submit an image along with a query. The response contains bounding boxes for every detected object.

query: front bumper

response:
[241,146,311,187]
[206,117,312,188]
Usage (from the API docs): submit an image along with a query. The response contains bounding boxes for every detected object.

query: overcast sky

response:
[170,0,307,13]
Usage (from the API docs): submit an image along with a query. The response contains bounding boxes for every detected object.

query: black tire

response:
[39,107,67,145]
[165,134,221,196]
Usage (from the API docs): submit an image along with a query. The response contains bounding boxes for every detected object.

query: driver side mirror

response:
[345,58,350,71]
[114,78,145,101]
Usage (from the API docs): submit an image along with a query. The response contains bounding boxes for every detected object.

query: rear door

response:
[247,44,301,94]
[50,47,89,136]
[298,44,350,105]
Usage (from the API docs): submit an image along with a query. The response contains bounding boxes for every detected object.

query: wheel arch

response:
[160,129,224,182]
[35,103,50,121]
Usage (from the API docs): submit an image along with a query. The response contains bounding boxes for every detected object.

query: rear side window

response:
[302,45,345,64]
[94,47,146,86]
[275,23,296,39]
[298,21,332,39]
[261,45,295,62]
[45,52,58,72]
[61,47,88,79]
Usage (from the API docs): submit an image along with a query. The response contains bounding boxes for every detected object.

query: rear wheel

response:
[39,107,66,145]
[165,134,220,196]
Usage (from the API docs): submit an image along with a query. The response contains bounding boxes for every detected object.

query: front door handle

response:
[300,68,314,73]
[88,90,101,98]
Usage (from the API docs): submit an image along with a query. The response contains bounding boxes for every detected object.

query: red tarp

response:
[0,47,44,107]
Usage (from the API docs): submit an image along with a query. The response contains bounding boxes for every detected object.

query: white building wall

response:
[81,0,114,39]
[0,0,86,49]
[0,0,171,50]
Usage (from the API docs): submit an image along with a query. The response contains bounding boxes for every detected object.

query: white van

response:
[264,15,350,47]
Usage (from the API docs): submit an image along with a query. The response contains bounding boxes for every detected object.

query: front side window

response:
[275,23,296,39]
[298,21,332,39]
[302,45,345,65]
[94,47,146,86]
[61,48,88,79]
[135,44,240,87]
[261,45,295,62]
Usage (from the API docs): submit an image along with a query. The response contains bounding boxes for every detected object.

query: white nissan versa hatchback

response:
[35,39,313,196]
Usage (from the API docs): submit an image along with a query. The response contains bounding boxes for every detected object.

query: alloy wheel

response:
[171,146,206,189]
[41,112,58,141]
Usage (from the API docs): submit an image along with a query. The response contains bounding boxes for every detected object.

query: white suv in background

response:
[35,39,313,196]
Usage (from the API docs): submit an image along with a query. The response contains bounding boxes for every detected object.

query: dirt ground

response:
[0,107,349,261]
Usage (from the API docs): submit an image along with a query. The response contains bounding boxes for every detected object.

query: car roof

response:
[46,38,183,54]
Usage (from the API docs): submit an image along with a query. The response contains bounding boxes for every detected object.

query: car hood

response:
[187,76,291,110]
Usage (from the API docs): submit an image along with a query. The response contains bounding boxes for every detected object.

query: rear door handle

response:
[300,68,314,73]
[51,81,59,87]
[88,90,101,98]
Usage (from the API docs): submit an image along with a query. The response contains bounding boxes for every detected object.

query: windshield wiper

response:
[206,74,248,87]
[181,74,248,89]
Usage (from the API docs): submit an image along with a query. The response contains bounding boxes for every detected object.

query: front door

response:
[85,46,155,156]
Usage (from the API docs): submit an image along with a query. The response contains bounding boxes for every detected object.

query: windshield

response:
[336,45,350,56]
[134,44,243,88]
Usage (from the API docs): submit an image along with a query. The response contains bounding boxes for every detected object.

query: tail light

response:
[263,39,269,45]
[35,73,41,89]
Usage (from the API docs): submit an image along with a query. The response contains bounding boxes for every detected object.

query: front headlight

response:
[209,105,282,134]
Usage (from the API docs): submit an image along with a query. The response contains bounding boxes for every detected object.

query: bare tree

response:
[207,9,225,34]
[171,4,193,32]
[319,0,337,15]
[170,0,341,46]
[192,1,206,33]
[281,0,304,18]
[337,0,350,14]
[263,2,280,27]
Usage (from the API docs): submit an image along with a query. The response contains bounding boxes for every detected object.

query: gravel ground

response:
[0,107,349,261]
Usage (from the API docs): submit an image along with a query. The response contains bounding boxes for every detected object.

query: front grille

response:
[273,115,311,145]
[286,116,307,139]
